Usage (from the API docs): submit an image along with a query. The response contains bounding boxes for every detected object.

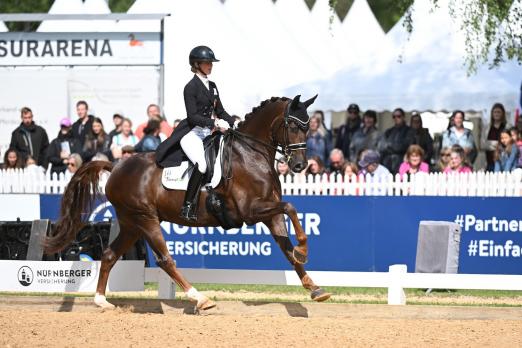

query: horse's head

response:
[277,94,318,173]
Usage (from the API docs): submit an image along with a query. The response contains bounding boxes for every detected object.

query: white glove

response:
[233,120,240,129]
[215,118,230,130]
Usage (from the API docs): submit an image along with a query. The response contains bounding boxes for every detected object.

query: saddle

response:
[160,132,238,229]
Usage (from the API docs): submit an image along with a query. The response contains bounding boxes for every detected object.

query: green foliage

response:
[2,0,519,73]
[108,0,134,13]
[0,0,53,31]
[399,0,520,74]
[0,0,134,31]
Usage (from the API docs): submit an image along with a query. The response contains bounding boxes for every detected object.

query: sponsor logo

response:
[17,266,33,286]
[88,201,114,222]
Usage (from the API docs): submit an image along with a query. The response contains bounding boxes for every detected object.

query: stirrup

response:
[180,202,198,222]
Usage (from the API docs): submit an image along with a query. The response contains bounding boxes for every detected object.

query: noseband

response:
[278,102,310,163]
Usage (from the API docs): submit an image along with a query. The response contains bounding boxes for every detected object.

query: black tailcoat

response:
[156,75,234,168]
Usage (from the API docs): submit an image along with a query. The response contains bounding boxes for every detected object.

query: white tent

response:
[274,0,341,77]
[37,0,114,32]
[161,0,258,119]
[284,0,521,114]
[222,0,323,100]
[110,0,170,32]
[309,0,349,66]
[341,0,385,65]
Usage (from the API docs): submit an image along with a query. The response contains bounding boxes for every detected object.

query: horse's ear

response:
[290,95,301,110]
[303,94,318,108]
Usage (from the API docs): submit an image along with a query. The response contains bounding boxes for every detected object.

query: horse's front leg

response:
[249,200,308,264]
[264,214,331,302]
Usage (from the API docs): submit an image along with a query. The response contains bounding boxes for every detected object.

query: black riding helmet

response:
[189,46,219,66]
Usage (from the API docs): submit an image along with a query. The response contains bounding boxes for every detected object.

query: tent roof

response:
[110,0,172,32]
[341,0,385,65]
[36,0,119,32]
[285,0,521,113]
[274,0,339,76]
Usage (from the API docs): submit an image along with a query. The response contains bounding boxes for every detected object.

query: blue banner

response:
[39,195,522,274]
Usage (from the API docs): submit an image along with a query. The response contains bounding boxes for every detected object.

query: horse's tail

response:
[44,160,114,254]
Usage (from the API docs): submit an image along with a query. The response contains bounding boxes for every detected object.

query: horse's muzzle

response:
[292,162,306,173]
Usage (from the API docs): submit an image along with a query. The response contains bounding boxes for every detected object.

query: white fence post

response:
[387,264,407,305]
[1,169,521,197]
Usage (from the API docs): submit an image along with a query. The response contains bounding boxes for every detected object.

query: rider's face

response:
[199,61,213,75]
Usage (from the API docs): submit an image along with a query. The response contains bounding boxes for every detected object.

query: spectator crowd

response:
[2,101,521,181]
[2,101,179,176]
[279,102,522,179]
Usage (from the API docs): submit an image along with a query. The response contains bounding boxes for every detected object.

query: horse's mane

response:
[244,96,290,121]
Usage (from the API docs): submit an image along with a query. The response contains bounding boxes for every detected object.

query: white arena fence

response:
[1,168,521,196]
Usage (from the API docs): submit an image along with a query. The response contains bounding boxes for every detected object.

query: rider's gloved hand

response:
[214,118,230,131]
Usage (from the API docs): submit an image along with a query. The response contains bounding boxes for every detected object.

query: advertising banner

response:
[38,194,522,275]
[0,32,161,66]
[0,260,144,292]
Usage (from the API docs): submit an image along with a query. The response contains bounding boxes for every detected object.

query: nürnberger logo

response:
[18,266,33,286]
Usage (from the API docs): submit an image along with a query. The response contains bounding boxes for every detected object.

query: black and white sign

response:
[0,260,144,292]
[0,32,161,66]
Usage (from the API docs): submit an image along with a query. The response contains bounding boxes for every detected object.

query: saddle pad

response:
[161,138,224,191]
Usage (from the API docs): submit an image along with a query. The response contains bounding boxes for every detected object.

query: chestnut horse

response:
[44,95,331,310]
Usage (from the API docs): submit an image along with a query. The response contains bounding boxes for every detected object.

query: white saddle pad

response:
[161,138,224,191]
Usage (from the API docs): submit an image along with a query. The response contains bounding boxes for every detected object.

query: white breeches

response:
[180,127,209,174]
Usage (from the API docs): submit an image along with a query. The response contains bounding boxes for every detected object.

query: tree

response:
[327,0,521,74]
[0,0,134,31]
[400,0,521,73]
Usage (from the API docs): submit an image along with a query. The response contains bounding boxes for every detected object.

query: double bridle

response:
[276,102,310,163]
[222,100,309,178]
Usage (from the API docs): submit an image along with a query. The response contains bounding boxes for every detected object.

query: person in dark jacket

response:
[46,118,82,175]
[349,110,381,162]
[335,103,361,158]
[378,108,415,174]
[410,112,434,164]
[71,100,94,147]
[155,45,237,222]
[9,106,49,167]
[82,117,111,162]
[107,113,123,147]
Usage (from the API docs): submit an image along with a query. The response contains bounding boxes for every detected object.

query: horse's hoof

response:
[94,293,116,309]
[311,288,331,302]
[292,247,308,264]
[197,297,217,311]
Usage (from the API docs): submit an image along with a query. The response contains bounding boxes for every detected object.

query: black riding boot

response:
[180,165,205,222]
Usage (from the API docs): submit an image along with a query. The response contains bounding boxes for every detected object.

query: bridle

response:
[275,101,310,163]
[222,100,309,178]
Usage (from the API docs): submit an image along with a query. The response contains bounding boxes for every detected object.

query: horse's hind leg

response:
[94,219,140,309]
[139,217,216,311]
[265,215,331,302]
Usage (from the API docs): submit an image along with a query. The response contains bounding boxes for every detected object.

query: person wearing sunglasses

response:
[437,147,452,172]
[378,108,415,174]
[66,153,83,175]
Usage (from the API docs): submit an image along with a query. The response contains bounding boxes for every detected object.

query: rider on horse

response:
[156,45,238,222]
